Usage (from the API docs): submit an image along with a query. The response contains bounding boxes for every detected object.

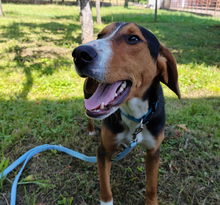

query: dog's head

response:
[72,22,181,119]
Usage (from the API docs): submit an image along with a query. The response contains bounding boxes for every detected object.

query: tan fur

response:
[157,55,168,84]
[145,148,160,205]
[104,23,157,102]
[87,118,95,134]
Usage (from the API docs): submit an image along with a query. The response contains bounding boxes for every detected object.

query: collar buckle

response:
[131,119,143,141]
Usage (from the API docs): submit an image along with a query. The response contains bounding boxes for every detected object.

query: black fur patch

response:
[145,84,165,137]
[139,26,160,61]
[103,109,125,134]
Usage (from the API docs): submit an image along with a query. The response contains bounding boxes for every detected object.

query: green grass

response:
[0,3,220,205]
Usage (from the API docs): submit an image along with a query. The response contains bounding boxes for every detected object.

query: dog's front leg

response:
[145,132,164,205]
[145,148,160,205]
[97,145,113,205]
[87,118,95,135]
[97,125,117,205]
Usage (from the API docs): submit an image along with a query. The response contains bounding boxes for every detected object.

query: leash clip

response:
[132,119,143,141]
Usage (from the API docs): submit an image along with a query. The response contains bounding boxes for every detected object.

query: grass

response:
[0,3,220,205]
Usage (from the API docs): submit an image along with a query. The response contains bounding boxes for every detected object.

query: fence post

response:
[214,0,217,14]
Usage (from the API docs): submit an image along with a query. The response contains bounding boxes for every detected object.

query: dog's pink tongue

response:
[85,81,122,110]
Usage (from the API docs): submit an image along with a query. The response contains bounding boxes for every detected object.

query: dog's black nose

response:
[72,46,97,67]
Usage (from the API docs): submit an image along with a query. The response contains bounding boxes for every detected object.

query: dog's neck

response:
[120,77,160,120]
[119,98,149,119]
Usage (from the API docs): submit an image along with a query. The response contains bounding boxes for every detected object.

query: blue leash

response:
[0,142,137,205]
[1,102,158,204]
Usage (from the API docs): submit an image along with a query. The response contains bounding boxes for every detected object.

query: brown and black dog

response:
[72,22,181,205]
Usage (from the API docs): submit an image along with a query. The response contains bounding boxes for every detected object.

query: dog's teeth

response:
[118,87,124,93]
[100,102,104,110]
[121,81,127,88]
[115,93,118,97]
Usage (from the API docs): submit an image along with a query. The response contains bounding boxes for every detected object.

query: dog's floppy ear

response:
[157,43,181,99]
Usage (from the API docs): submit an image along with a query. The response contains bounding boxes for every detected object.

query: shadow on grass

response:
[0,20,81,98]
[0,21,81,46]
[1,11,219,68]
[0,21,79,98]
[0,96,219,205]
[0,96,219,147]
[0,44,73,99]
[4,9,80,21]
[0,9,219,99]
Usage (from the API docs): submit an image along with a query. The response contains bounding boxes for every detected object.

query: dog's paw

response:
[88,131,96,136]
[101,199,113,205]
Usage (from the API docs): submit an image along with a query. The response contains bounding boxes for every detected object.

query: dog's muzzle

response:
[72,43,132,119]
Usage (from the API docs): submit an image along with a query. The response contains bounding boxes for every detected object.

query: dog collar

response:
[119,102,157,124]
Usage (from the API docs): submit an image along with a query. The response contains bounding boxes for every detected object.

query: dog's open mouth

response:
[85,79,132,119]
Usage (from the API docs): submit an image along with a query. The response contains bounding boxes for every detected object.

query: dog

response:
[72,22,181,205]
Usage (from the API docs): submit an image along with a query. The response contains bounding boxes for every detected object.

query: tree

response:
[96,0,101,24]
[79,0,94,44]
[124,0,129,8]
[154,0,157,22]
[0,0,4,17]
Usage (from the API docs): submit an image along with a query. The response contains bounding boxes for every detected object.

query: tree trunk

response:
[78,0,81,22]
[154,0,157,22]
[124,0,129,8]
[96,0,101,24]
[79,0,94,44]
[0,0,4,17]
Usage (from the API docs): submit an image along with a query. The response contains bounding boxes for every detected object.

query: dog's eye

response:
[126,35,140,44]
[129,36,139,42]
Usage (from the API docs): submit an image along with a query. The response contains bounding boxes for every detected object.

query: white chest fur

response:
[117,98,156,150]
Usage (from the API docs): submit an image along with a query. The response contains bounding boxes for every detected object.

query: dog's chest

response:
[116,98,156,150]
